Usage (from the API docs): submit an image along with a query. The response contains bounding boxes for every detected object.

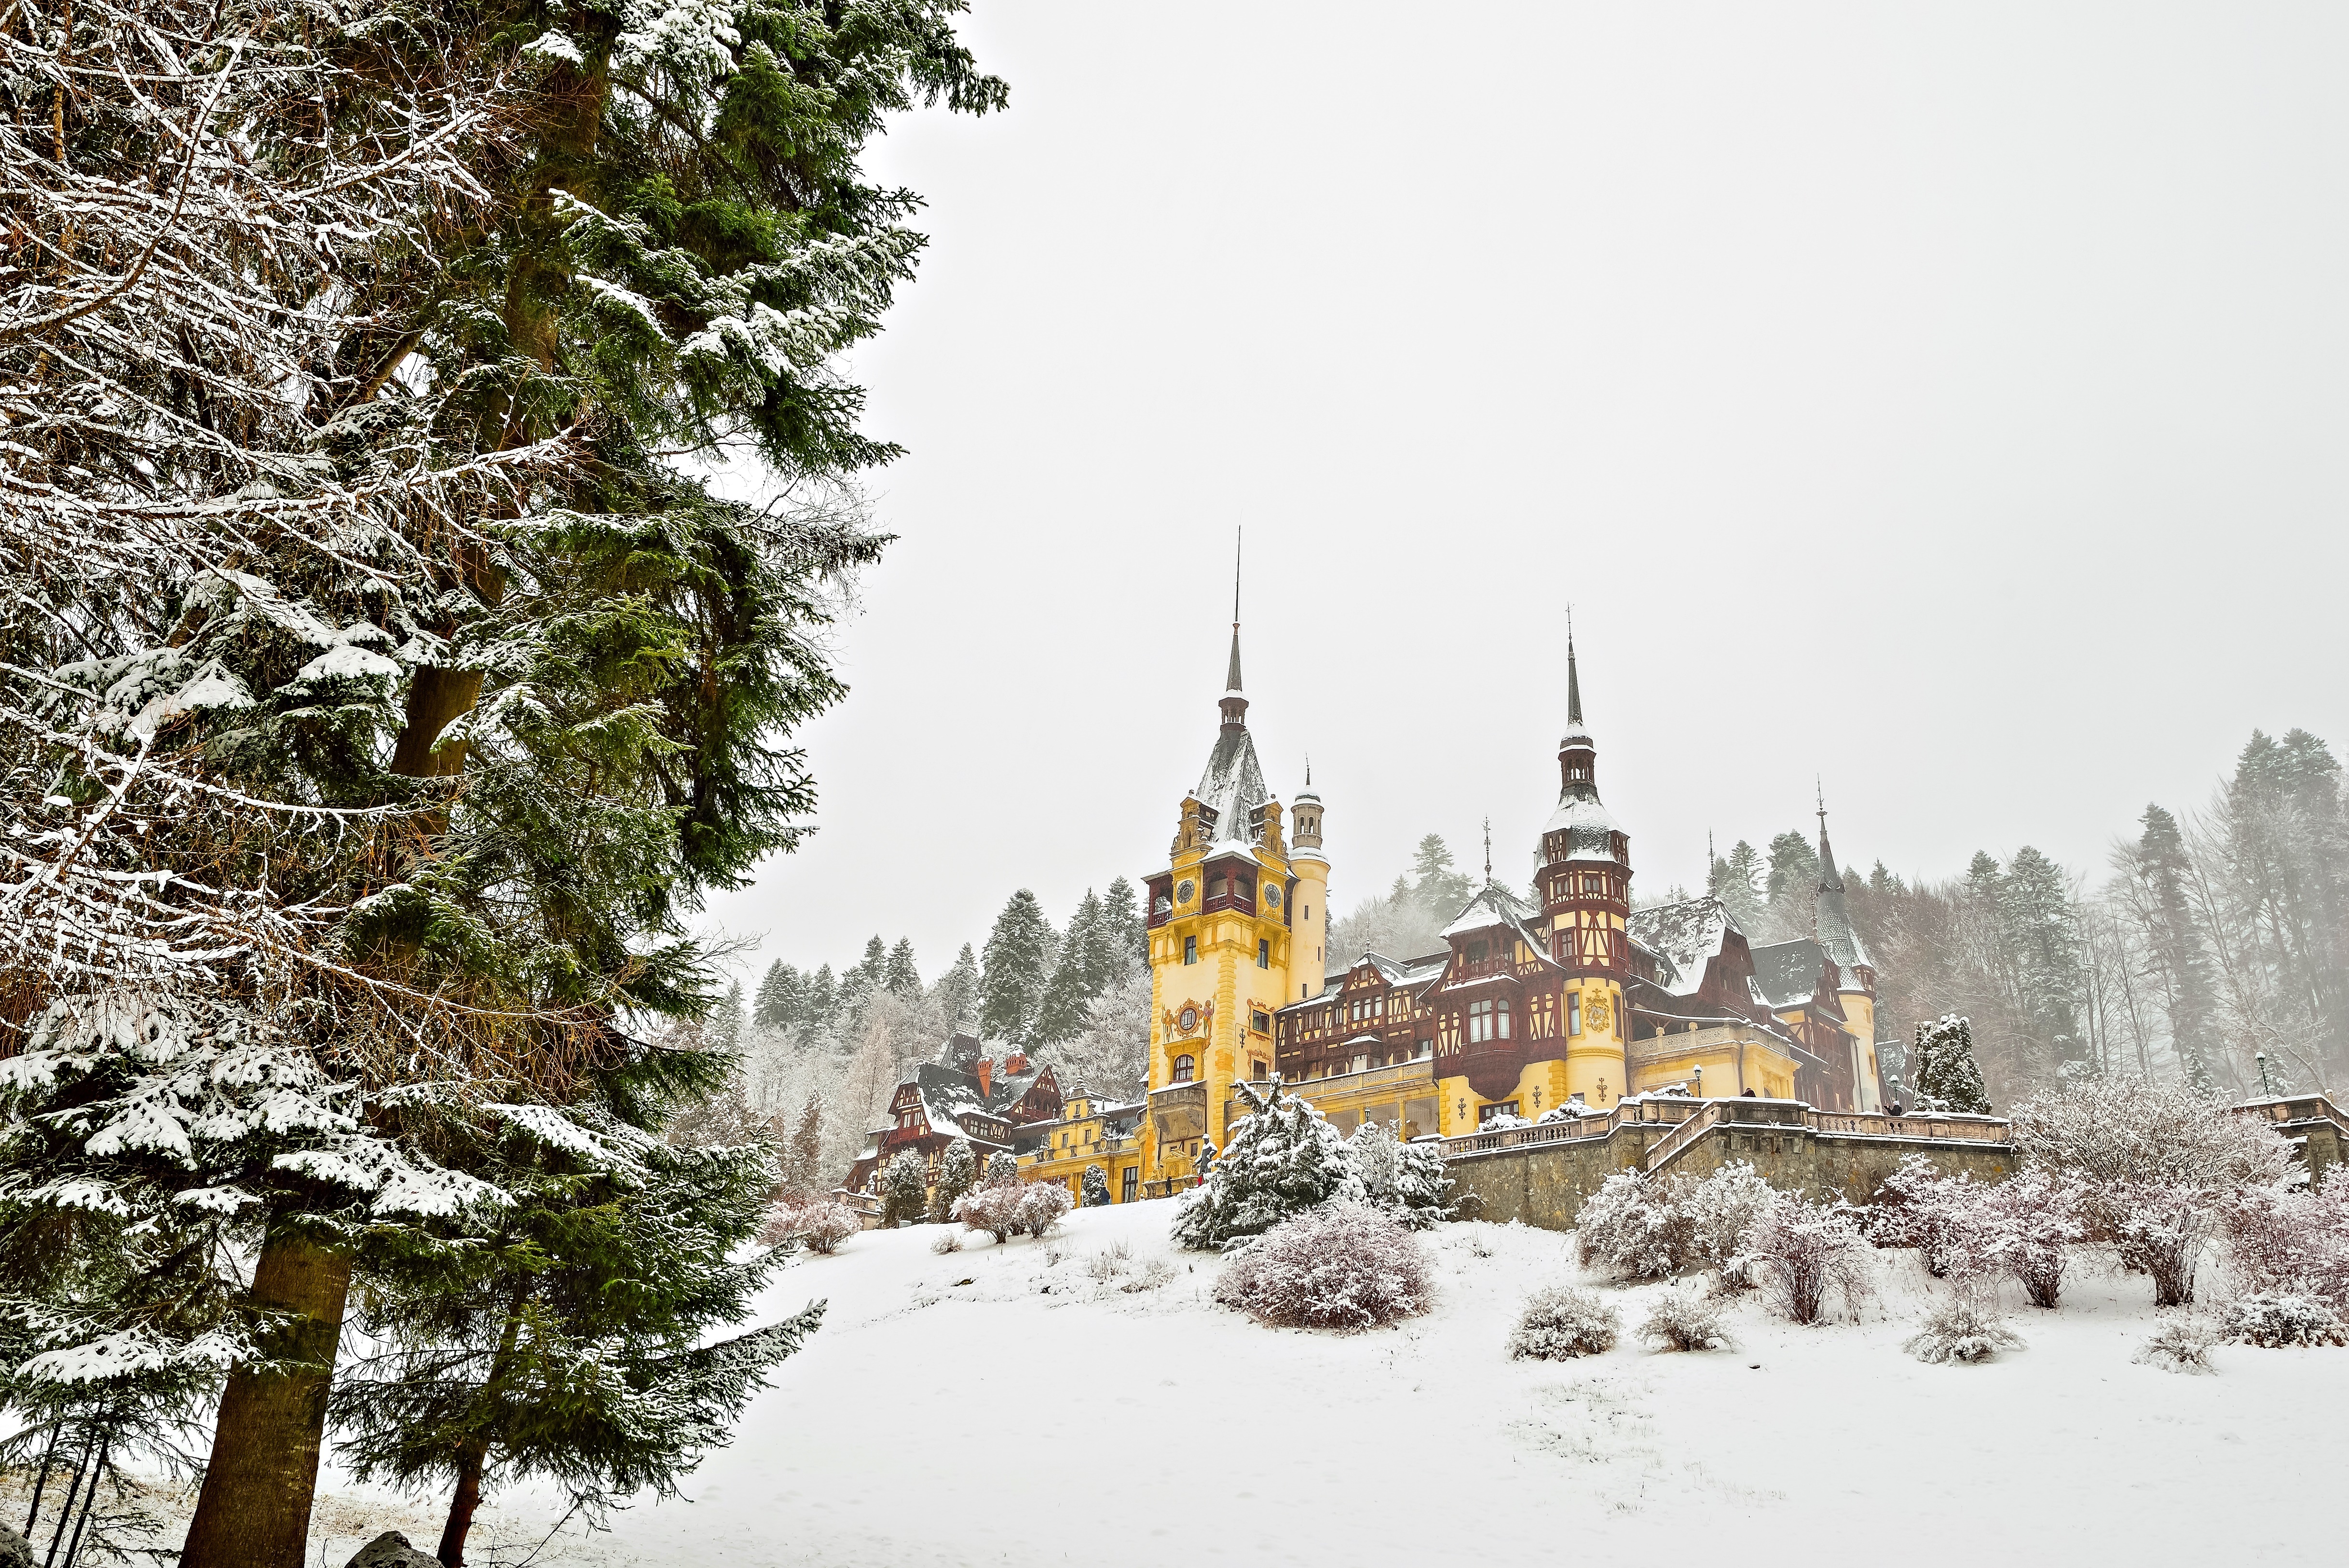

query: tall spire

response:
[1218,528,1247,729]
[1816,780,1843,892]
[1566,607,1582,726]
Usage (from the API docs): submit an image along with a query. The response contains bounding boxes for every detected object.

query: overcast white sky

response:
[700,0,2349,982]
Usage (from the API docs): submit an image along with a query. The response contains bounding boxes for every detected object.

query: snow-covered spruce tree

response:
[1909,1016,1992,1114]
[880,1150,931,1228]
[331,1107,821,1567]
[1081,1164,1112,1207]
[1344,1121,1452,1229]
[1172,1081,1364,1251]
[928,1138,977,1222]
[983,1150,1022,1188]
[0,0,1004,1560]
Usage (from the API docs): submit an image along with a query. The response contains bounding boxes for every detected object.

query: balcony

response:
[1149,1080,1208,1140]
[1282,1060,1437,1102]
[1199,888,1256,918]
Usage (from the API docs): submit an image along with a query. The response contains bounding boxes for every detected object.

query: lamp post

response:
[1693,1065,1704,1099]
[2256,1051,2275,1097]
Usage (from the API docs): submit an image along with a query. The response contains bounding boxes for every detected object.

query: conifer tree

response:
[2001,847,2088,1078]
[1717,842,1767,930]
[1102,877,1148,974]
[880,1151,931,1228]
[332,1112,821,1568]
[1766,831,1820,902]
[983,1151,1021,1188]
[1081,1166,1112,1207]
[885,939,923,1000]
[929,1139,978,1222]
[0,0,1005,1558]
[754,963,798,1030]
[2130,805,2217,1087]
[1911,1015,1993,1114]
[806,966,840,1031]
[783,1096,826,1199]
[713,983,748,1055]
[981,892,1058,1045]
[1172,1082,1365,1250]
[936,945,983,1031]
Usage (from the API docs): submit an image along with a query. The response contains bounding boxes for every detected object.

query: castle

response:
[1009,615,1893,1205]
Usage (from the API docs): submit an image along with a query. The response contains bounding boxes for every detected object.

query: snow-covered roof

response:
[1437,882,1559,973]
[1193,724,1270,850]
[1748,939,1829,1011]
[1625,897,1741,998]
[1541,791,1623,863]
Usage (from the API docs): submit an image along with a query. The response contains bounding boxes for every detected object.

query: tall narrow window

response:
[1258,939,1270,968]
[1498,997,1514,1040]
[1172,1054,1195,1083]
[1184,936,1197,965]
[1568,993,1581,1036]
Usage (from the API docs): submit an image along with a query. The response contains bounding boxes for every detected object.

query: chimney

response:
[1004,1050,1031,1074]
[974,1058,994,1098]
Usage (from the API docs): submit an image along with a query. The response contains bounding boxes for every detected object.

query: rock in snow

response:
[344,1531,439,1568]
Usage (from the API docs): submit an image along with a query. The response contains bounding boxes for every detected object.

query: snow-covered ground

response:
[304,1200,2347,1568]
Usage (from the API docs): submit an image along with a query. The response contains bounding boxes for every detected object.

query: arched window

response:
[1172,1054,1196,1083]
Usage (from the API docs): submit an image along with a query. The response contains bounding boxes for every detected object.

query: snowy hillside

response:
[310,1200,2346,1568]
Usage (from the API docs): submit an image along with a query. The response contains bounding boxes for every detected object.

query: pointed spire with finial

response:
[1566,605,1583,727]
[1218,528,1248,729]
[1483,816,1493,883]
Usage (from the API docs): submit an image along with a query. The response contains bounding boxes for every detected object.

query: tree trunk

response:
[436,1290,527,1568]
[435,1443,489,1568]
[178,1228,353,1568]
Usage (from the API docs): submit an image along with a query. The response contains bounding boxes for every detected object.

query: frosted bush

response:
[1744,1193,1872,1325]
[1120,1258,1178,1293]
[929,1229,963,1255]
[1575,1170,1690,1281]
[983,1151,1021,1187]
[2134,1317,2216,1374]
[1508,1285,1620,1360]
[767,1198,861,1255]
[1976,1171,2088,1309]
[1905,1298,2025,1364]
[1213,1201,1431,1331]
[1868,1155,1980,1278]
[1478,1111,1532,1131]
[1637,1286,1732,1352]
[2112,1181,2222,1307]
[2222,1172,2349,1309]
[1016,1182,1075,1238]
[1081,1164,1112,1207]
[2223,1292,2348,1348]
[2010,1078,2293,1238]
[1578,1163,1773,1285]
[1087,1239,1134,1281]
[952,1183,1026,1243]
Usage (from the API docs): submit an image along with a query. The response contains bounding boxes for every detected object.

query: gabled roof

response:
[1542,792,1623,861]
[1748,939,1831,1012]
[1438,882,1559,973]
[1625,897,1742,998]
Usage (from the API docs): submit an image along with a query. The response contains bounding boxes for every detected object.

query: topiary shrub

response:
[1507,1285,1620,1360]
[1213,1200,1431,1332]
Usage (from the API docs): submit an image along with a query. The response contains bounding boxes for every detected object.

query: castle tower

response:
[1139,577,1303,1191]
[1813,795,1885,1110]
[1535,633,1632,1106]
[1289,763,1329,1003]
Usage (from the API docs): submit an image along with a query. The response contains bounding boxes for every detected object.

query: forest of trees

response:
[687,879,1155,1189]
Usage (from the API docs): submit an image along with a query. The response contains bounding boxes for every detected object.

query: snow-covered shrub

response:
[1213,1201,1431,1331]
[1683,1162,1775,1285]
[1017,1181,1075,1238]
[2223,1292,2348,1349]
[1479,1110,1532,1131]
[1743,1193,1872,1325]
[2112,1181,2222,1307]
[1537,1103,1591,1126]
[1638,1286,1732,1352]
[1346,1122,1454,1229]
[1574,1170,1690,1281]
[1507,1285,1621,1360]
[929,1230,963,1255]
[928,1138,978,1222]
[761,1198,861,1255]
[880,1149,931,1227]
[983,1151,1021,1188]
[1081,1164,1112,1207]
[951,1183,1026,1243]
[1173,1081,1365,1250]
[1904,1298,2025,1364]
[1976,1170,2088,1308]
[1121,1257,1179,1292]
[2134,1317,2216,1374]
[2009,1077,2293,1238]
[1087,1240,1134,1281]
[2221,1172,2349,1309]
[1577,1163,1771,1284]
[1868,1155,1980,1278]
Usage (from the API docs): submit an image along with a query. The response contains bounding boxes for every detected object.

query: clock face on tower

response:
[1263,885,1281,907]
[1176,879,1196,905]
